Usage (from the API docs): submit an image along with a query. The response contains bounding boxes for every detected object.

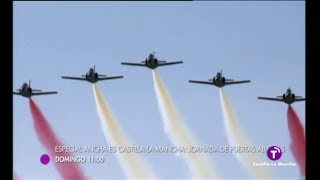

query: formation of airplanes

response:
[13,52,305,105]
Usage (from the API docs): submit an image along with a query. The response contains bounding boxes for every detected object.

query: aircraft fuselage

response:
[18,83,32,98]
[18,90,32,98]
[145,59,158,69]
[283,93,295,104]
[212,77,226,88]
[85,73,99,83]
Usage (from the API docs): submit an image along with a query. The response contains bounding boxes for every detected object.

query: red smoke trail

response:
[13,171,19,180]
[287,105,305,177]
[29,99,86,180]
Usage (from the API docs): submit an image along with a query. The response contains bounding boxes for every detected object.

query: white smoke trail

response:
[93,84,154,179]
[152,70,217,179]
[219,88,274,179]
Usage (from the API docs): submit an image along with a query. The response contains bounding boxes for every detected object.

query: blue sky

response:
[13,1,305,179]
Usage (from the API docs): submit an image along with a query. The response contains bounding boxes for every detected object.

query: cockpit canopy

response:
[216,72,221,78]
[148,53,155,60]
[22,83,28,90]
[286,88,292,95]
[89,68,94,74]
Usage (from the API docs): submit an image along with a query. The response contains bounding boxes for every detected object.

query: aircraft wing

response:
[121,62,146,67]
[13,92,21,95]
[32,91,58,96]
[225,80,251,85]
[295,98,306,102]
[98,76,124,81]
[61,76,87,81]
[257,97,284,102]
[188,80,213,85]
[157,61,183,67]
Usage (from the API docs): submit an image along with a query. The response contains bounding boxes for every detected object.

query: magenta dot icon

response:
[40,154,50,165]
[267,146,282,161]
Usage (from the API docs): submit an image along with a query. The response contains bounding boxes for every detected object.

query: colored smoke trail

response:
[92,84,154,179]
[13,171,19,180]
[219,88,274,179]
[287,105,305,177]
[152,70,217,179]
[29,99,86,180]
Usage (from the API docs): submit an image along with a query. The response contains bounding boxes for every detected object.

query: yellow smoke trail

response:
[219,88,275,179]
[93,84,154,179]
[152,70,217,179]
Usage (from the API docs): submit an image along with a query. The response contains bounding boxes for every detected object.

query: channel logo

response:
[267,146,282,161]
